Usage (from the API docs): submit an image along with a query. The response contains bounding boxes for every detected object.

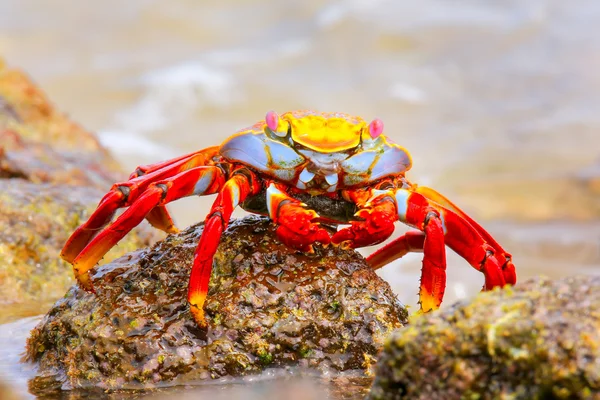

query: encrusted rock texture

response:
[368,275,600,400]
[0,59,159,319]
[26,216,408,391]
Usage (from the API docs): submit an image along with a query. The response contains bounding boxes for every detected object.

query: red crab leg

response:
[366,231,425,270]
[333,187,447,311]
[61,147,219,263]
[265,183,331,252]
[417,212,447,312]
[373,188,507,311]
[414,186,516,284]
[188,169,262,328]
[128,146,220,178]
[71,166,225,291]
[126,148,219,238]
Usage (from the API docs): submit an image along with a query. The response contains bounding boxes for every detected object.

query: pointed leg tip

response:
[79,282,96,294]
[74,271,96,293]
[196,321,208,330]
[190,304,208,329]
[417,302,440,314]
[417,290,442,314]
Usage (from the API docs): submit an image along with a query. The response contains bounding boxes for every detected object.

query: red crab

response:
[61,110,516,327]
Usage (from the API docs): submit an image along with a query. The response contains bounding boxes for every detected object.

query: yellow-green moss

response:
[369,276,600,400]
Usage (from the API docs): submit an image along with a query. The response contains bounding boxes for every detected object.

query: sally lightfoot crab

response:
[61,110,516,328]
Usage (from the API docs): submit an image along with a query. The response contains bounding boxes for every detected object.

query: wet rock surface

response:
[0,60,159,319]
[0,181,157,322]
[26,216,408,392]
[368,275,600,400]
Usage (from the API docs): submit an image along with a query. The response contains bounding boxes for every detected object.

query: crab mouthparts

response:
[297,167,339,192]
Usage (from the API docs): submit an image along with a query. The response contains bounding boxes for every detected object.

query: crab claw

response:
[331,201,396,248]
[275,223,331,253]
[275,203,332,252]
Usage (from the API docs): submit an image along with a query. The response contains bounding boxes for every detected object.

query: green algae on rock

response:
[26,216,408,392]
[0,60,159,320]
[368,275,600,400]
[0,180,157,322]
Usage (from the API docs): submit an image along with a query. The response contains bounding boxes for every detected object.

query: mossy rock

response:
[0,180,157,321]
[368,275,600,400]
[26,216,408,393]
[0,60,160,319]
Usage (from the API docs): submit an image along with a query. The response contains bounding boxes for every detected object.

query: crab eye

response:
[265,110,287,137]
[368,118,384,139]
[266,110,279,131]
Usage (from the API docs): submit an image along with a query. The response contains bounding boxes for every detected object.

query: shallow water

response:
[1,0,600,397]
[0,318,369,400]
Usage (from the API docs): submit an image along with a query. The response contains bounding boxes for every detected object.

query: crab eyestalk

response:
[265,110,288,137]
[368,118,384,138]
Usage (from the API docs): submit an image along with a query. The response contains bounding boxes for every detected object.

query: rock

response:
[0,58,121,187]
[0,60,159,319]
[25,216,408,392]
[0,180,157,322]
[368,275,600,400]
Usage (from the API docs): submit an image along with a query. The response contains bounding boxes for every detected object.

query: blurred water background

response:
[1,0,600,398]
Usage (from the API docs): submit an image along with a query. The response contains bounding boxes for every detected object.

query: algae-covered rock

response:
[0,180,157,321]
[0,60,159,319]
[26,216,408,391]
[368,275,600,400]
